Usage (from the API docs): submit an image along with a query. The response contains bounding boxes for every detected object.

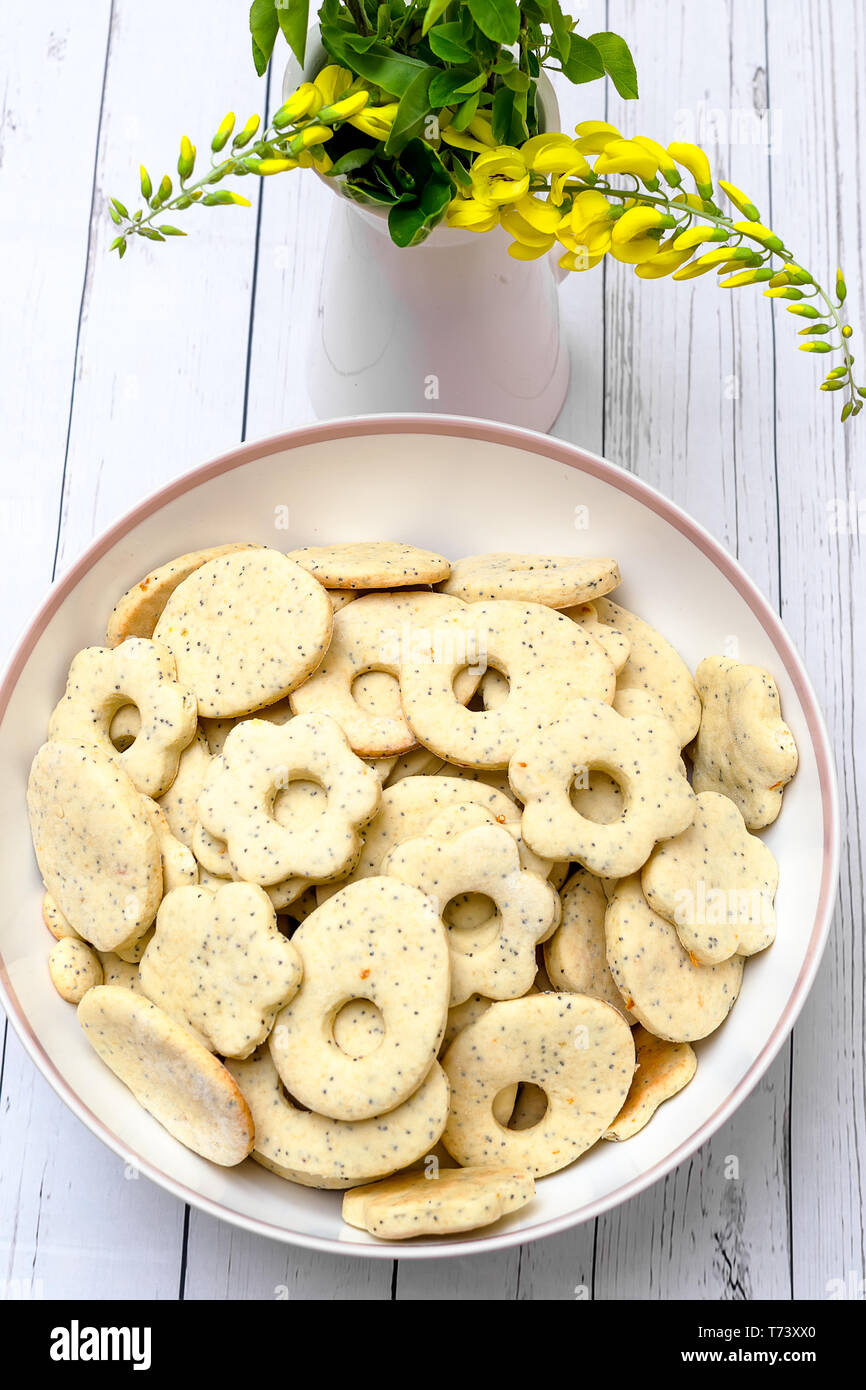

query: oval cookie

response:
[154,549,333,717]
[77,987,254,1165]
[27,741,162,951]
[342,1166,535,1240]
[605,876,744,1042]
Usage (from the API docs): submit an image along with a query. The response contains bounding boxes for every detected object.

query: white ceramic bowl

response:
[0,416,839,1259]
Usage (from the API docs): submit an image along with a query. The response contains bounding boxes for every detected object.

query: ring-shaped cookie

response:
[291,591,479,756]
[384,819,559,1005]
[510,698,695,877]
[227,1047,450,1189]
[269,877,450,1122]
[441,993,635,1176]
[48,638,197,797]
[400,601,615,769]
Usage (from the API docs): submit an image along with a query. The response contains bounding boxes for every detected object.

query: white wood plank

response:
[589,0,792,1300]
[0,0,110,652]
[0,0,182,1304]
[1,0,265,1300]
[764,0,866,1301]
[53,0,265,573]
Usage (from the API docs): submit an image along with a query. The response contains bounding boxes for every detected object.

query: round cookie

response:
[544,868,635,1021]
[27,741,162,951]
[440,553,621,607]
[441,993,635,1176]
[154,548,333,717]
[595,597,701,747]
[42,892,82,942]
[604,876,744,1042]
[48,938,103,1003]
[106,542,258,645]
[603,1026,697,1141]
[78,986,255,1165]
[227,1047,450,1189]
[156,729,212,849]
[286,541,450,589]
[400,600,616,769]
[270,877,450,1122]
[342,1166,535,1240]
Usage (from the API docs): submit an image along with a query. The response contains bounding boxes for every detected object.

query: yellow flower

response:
[632,136,681,185]
[512,193,562,235]
[718,180,760,221]
[558,247,606,272]
[574,120,622,155]
[313,65,354,106]
[610,205,674,264]
[672,225,731,251]
[508,240,556,261]
[667,142,713,200]
[501,206,557,256]
[466,112,498,148]
[521,134,591,176]
[349,103,400,140]
[440,127,492,155]
[257,157,300,175]
[633,236,693,279]
[318,91,370,122]
[593,138,659,185]
[556,190,616,260]
[275,84,323,125]
[445,195,500,233]
[287,124,334,155]
[470,147,530,207]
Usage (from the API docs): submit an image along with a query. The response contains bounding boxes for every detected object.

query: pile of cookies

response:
[26,540,799,1242]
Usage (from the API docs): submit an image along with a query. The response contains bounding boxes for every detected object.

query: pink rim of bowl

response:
[0,413,840,1261]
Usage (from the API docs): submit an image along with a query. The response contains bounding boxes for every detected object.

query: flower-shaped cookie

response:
[48,638,197,797]
[641,791,778,964]
[140,882,302,1058]
[197,713,381,886]
[692,656,799,829]
[383,817,559,1005]
[510,698,695,877]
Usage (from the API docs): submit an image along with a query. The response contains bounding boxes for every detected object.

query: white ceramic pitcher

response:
[283,36,570,430]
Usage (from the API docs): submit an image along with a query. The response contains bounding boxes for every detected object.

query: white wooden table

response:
[1,0,863,1302]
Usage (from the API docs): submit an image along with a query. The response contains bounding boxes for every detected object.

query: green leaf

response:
[588,31,639,98]
[560,34,604,85]
[341,34,433,96]
[422,0,452,35]
[158,225,187,236]
[426,22,473,63]
[492,84,514,143]
[429,66,484,106]
[325,147,376,176]
[549,1,573,65]
[386,66,434,154]
[466,0,520,47]
[110,197,129,219]
[451,91,480,130]
[276,0,310,69]
[250,0,280,77]
[387,139,454,246]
